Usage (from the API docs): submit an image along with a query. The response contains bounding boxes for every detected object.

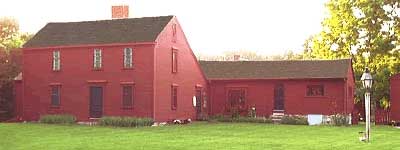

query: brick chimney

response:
[112,5,129,19]
[234,55,240,61]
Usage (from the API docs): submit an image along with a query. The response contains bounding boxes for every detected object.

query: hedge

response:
[280,115,308,125]
[209,115,272,124]
[98,116,154,127]
[39,114,76,124]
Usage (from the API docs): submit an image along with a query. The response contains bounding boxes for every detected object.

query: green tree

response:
[304,0,400,111]
[0,17,31,121]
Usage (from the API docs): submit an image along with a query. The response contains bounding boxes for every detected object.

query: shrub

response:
[39,114,76,124]
[331,114,350,126]
[98,116,154,127]
[209,115,233,122]
[281,115,308,125]
[209,115,272,124]
[234,116,273,123]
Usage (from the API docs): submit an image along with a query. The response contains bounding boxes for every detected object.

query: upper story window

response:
[306,85,324,96]
[123,48,133,68]
[172,50,178,73]
[122,85,133,108]
[93,49,102,69]
[51,85,61,106]
[52,50,60,71]
[172,24,177,43]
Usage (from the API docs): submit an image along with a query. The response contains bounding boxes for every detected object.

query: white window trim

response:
[53,50,60,71]
[94,49,102,69]
[123,48,133,68]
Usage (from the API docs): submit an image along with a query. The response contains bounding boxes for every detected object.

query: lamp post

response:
[360,67,373,142]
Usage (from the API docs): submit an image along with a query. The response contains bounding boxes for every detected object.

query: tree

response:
[304,0,400,112]
[0,17,31,121]
[196,50,304,61]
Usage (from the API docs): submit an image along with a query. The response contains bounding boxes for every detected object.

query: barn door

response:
[274,84,284,110]
[195,89,202,120]
[89,86,103,118]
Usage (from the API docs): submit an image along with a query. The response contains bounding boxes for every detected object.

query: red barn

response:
[199,59,355,118]
[16,16,208,122]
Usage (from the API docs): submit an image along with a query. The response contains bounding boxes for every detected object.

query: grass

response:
[0,122,399,150]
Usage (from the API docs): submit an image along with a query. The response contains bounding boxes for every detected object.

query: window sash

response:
[124,48,132,68]
[171,86,178,110]
[122,86,133,107]
[172,51,177,73]
[306,85,324,96]
[94,49,102,68]
[172,24,177,42]
[53,51,60,71]
[51,86,60,106]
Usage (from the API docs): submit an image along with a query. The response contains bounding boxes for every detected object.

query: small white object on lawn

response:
[308,114,323,125]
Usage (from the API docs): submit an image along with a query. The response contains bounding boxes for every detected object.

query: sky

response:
[0,0,328,55]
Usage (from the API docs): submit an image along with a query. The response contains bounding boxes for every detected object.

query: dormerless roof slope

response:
[24,16,174,48]
[199,59,351,80]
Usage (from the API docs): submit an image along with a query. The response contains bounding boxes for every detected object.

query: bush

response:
[39,114,76,124]
[234,116,273,123]
[331,114,350,126]
[98,116,154,127]
[209,115,272,124]
[281,115,308,125]
[209,115,233,122]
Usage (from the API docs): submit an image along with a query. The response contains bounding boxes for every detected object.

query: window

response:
[51,86,60,106]
[123,48,133,68]
[306,85,324,96]
[171,86,178,110]
[122,85,133,108]
[53,50,60,71]
[93,49,102,69]
[172,24,177,43]
[172,50,178,73]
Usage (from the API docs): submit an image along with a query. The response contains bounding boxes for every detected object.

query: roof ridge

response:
[199,59,351,62]
[47,15,174,24]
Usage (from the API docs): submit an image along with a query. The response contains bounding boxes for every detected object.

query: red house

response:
[199,59,355,118]
[15,15,208,122]
[15,13,356,123]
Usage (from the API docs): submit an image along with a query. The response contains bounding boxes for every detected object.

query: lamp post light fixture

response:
[360,67,373,142]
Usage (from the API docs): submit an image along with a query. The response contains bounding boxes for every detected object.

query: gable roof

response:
[24,16,174,48]
[199,59,351,80]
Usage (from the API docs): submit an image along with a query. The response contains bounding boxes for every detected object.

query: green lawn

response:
[0,122,399,150]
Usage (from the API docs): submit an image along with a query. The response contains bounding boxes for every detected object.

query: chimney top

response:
[234,55,240,61]
[112,5,129,19]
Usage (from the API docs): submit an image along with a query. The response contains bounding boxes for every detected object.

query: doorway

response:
[89,86,103,118]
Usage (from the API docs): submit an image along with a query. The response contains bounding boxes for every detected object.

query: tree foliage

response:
[0,17,31,120]
[304,0,400,109]
[196,50,304,61]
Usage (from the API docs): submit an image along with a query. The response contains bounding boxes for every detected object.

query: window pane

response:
[122,86,133,107]
[171,86,177,110]
[124,48,132,68]
[306,85,324,96]
[172,24,177,43]
[51,86,60,106]
[172,52,177,73]
[53,51,60,71]
[94,49,102,68]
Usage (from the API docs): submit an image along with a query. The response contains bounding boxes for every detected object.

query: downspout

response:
[152,44,157,121]
[344,78,347,115]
